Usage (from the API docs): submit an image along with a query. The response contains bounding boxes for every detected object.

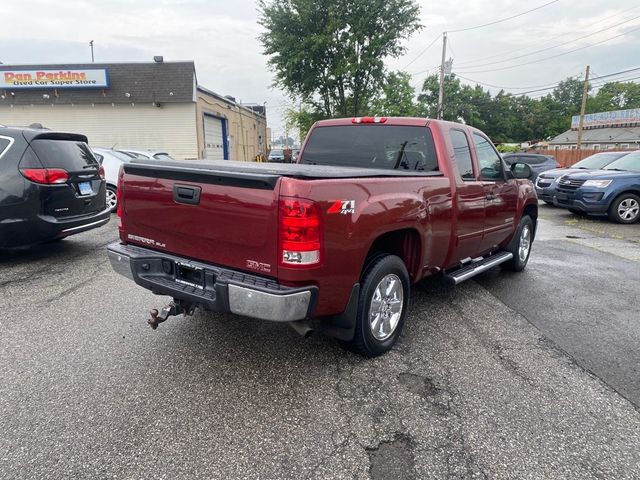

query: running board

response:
[443,252,513,286]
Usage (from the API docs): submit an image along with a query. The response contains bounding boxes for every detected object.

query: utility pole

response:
[576,64,590,150]
[89,40,95,63]
[437,32,448,120]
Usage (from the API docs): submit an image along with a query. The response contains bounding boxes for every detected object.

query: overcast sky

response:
[1,0,639,142]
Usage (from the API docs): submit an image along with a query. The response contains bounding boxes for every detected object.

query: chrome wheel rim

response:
[518,225,531,262]
[618,198,639,221]
[106,189,118,210]
[369,274,404,341]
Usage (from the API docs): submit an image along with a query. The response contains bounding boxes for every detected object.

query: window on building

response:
[450,129,474,180]
[592,144,601,150]
[621,144,630,149]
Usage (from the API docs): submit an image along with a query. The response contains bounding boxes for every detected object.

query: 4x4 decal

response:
[328,200,355,215]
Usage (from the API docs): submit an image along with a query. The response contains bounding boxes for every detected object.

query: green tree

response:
[589,81,640,112]
[259,0,422,117]
[369,71,419,117]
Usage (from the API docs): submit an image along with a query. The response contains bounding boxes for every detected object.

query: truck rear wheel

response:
[345,254,410,357]
[501,215,534,272]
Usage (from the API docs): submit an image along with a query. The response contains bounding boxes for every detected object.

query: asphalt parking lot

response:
[1,205,639,479]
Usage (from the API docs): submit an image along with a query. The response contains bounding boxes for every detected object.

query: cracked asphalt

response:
[1,205,639,479]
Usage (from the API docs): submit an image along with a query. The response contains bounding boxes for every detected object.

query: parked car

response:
[108,116,537,357]
[291,148,301,162]
[535,151,629,205]
[268,148,286,163]
[0,126,110,248]
[502,153,560,181]
[117,149,174,161]
[555,151,640,223]
[92,148,134,212]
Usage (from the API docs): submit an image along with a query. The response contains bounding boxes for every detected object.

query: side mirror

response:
[510,162,531,180]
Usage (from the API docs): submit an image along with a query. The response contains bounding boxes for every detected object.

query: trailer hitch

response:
[148,300,195,330]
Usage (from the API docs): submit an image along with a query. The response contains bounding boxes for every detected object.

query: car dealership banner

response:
[572,108,640,129]
[2,69,109,89]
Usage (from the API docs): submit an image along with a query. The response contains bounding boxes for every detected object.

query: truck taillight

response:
[279,197,321,267]
[352,116,387,124]
[20,168,69,184]
[116,164,124,232]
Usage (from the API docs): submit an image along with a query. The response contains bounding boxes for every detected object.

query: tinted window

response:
[573,152,627,169]
[301,125,438,171]
[604,152,640,172]
[30,139,98,171]
[450,129,474,179]
[473,133,504,180]
[0,138,11,158]
[94,153,104,164]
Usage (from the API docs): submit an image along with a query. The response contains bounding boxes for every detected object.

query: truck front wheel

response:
[346,254,410,357]
[501,215,534,272]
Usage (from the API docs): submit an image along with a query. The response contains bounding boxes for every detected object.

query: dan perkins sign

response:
[2,69,109,89]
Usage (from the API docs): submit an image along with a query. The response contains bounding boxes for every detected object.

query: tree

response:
[369,71,419,117]
[259,0,422,117]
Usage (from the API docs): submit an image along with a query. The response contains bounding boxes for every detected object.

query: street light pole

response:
[89,40,95,63]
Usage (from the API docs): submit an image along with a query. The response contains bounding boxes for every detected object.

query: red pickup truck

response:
[108,117,538,356]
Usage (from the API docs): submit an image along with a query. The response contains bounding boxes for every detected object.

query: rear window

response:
[30,139,98,171]
[301,125,438,171]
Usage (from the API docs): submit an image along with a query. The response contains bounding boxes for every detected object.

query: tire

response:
[501,215,534,272]
[106,185,118,213]
[345,254,410,358]
[608,193,640,224]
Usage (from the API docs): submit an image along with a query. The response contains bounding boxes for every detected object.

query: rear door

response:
[23,135,106,218]
[448,127,486,262]
[472,133,518,250]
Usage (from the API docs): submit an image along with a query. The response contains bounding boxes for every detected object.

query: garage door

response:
[204,115,226,160]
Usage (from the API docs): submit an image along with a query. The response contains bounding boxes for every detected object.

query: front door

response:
[472,133,519,250]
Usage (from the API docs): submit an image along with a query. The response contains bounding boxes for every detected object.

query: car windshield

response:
[105,150,134,162]
[270,150,283,155]
[573,152,627,169]
[119,150,147,159]
[153,153,174,160]
[603,152,640,172]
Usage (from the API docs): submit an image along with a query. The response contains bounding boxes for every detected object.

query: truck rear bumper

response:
[107,242,317,322]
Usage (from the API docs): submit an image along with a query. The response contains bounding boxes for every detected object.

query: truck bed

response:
[125,159,443,190]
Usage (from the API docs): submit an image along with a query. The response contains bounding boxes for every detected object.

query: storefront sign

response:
[572,108,640,129]
[2,69,109,89]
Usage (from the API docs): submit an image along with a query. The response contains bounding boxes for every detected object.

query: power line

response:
[457,25,640,74]
[454,4,640,68]
[403,34,442,69]
[448,0,560,33]
[456,14,640,70]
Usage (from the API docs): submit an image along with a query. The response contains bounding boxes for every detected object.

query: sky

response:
[1,0,639,143]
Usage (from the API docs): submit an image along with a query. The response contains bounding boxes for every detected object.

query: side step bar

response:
[443,251,513,286]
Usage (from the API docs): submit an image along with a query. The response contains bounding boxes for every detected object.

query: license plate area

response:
[78,181,93,196]
[175,262,205,289]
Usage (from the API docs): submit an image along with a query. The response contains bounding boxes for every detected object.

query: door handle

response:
[173,184,201,205]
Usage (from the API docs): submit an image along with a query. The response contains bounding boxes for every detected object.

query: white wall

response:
[0,103,198,159]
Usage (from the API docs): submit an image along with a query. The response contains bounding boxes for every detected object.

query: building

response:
[0,60,267,160]
[549,108,640,150]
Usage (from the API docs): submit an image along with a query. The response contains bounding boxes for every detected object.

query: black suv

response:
[0,126,110,248]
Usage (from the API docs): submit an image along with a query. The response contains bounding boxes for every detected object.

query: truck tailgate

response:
[120,162,280,277]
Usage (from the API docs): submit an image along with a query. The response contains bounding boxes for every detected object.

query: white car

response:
[92,148,134,212]
[117,149,174,161]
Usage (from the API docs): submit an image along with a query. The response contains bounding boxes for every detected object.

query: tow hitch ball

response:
[148,300,195,330]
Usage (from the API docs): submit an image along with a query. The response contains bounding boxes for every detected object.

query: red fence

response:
[535,149,630,167]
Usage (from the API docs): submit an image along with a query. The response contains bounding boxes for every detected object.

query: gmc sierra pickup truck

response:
[108,117,538,357]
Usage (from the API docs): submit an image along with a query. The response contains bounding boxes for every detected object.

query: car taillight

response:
[20,168,69,184]
[98,164,105,179]
[352,116,387,124]
[279,197,321,267]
